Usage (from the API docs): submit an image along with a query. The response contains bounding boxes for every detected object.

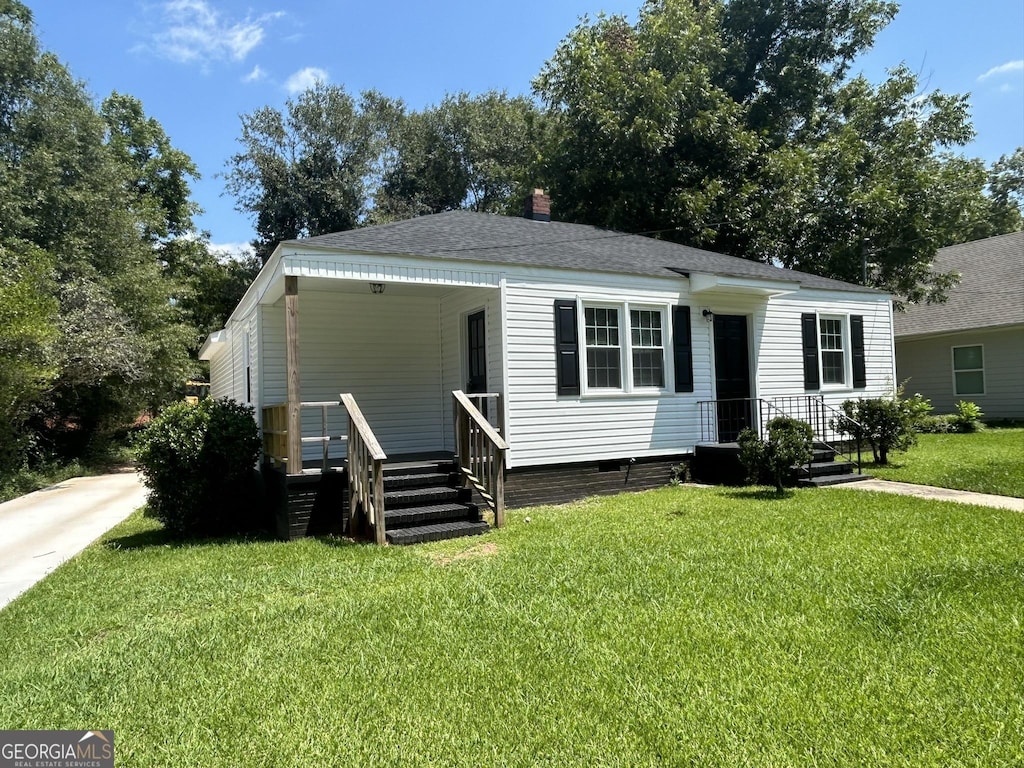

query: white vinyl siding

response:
[208,342,232,400]
[505,274,701,467]
[260,289,447,462]
[753,290,894,411]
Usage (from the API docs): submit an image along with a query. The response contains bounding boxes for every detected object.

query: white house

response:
[201,192,895,541]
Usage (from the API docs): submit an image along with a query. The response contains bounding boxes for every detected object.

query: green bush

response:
[738,416,814,493]
[136,398,263,537]
[952,400,984,432]
[835,396,917,464]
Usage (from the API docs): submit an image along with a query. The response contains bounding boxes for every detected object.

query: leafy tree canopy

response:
[533,0,1022,304]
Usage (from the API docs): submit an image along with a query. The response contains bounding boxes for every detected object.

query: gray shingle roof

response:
[287,210,877,293]
[894,231,1024,338]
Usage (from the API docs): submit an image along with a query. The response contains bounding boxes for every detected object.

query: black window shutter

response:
[851,314,867,388]
[801,313,820,390]
[673,306,694,392]
[554,299,580,396]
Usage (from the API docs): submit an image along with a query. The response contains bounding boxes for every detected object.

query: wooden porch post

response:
[285,275,302,474]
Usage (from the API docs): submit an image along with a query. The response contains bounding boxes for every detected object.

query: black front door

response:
[466,310,487,394]
[713,314,752,442]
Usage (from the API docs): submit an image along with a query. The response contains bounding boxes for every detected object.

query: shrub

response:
[952,400,984,433]
[917,414,959,434]
[136,398,263,537]
[738,416,814,493]
[835,396,916,464]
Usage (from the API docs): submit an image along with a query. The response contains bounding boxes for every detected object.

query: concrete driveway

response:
[0,470,147,611]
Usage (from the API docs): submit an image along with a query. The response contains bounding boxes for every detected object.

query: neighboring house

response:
[894,231,1024,420]
[201,192,894,538]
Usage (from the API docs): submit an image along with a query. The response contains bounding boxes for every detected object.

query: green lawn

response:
[867,427,1024,498]
[1,487,1022,767]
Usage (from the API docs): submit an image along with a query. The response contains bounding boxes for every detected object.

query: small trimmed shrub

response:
[834,396,916,465]
[738,416,814,493]
[136,398,263,537]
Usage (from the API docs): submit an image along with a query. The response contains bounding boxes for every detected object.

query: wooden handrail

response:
[262,401,346,472]
[340,393,387,545]
[452,390,507,528]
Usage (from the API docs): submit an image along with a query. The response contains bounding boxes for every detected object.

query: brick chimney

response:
[523,188,551,222]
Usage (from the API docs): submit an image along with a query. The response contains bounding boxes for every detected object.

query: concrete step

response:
[385,519,490,545]
[799,473,872,487]
[796,460,855,478]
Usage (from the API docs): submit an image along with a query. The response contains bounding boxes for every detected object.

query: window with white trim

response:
[584,306,622,388]
[952,345,984,395]
[630,309,665,388]
[819,315,846,386]
[581,303,668,392]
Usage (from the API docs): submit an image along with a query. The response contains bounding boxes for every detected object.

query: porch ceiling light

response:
[369,282,385,294]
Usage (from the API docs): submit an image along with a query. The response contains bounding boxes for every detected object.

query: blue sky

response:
[29,0,1024,254]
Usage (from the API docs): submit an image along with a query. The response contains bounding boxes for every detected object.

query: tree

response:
[0,0,200,464]
[533,0,1016,303]
[225,84,401,262]
[374,91,542,222]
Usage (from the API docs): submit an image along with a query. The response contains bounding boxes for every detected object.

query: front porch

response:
[693,395,869,486]
[261,392,507,544]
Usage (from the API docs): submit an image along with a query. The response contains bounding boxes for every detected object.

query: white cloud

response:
[242,65,266,83]
[148,0,284,66]
[284,66,328,94]
[977,59,1024,81]
[208,242,256,262]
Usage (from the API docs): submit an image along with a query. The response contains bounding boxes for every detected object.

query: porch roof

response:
[286,210,880,294]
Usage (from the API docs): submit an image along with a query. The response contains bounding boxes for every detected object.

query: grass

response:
[1,486,1022,767]
[866,427,1024,498]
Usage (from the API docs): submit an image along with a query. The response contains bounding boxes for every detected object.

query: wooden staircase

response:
[795,445,871,487]
[381,459,490,545]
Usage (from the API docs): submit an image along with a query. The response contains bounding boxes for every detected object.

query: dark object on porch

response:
[504,455,687,508]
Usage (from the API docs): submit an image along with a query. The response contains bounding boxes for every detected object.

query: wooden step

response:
[385,519,490,545]
[385,485,467,508]
[384,471,453,489]
[384,501,480,527]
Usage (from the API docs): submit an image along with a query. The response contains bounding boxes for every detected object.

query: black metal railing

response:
[697,395,863,474]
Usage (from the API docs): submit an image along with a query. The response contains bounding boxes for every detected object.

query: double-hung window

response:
[952,345,984,395]
[584,307,622,389]
[819,316,846,386]
[582,303,666,392]
[630,309,665,388]
[801,312,866,391]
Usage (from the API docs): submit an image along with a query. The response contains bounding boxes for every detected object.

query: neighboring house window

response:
[819,316,846,385]
[631,309,665,388]
[584,306,622,388]
[952,345,984,395]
